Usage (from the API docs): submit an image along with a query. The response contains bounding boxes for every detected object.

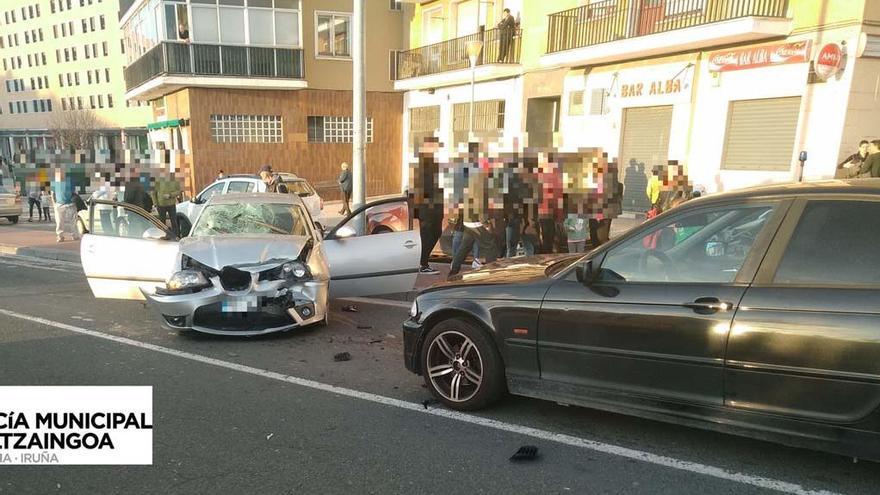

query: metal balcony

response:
[124,41,305,92]
[395,26,521,81]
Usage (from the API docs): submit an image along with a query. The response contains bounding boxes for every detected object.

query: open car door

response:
[80,200,179,300]
[321,197,420,298]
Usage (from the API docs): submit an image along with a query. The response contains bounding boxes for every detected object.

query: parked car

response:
[79,194,420,336]
[175,173,320,237]
[403,179,880,460]
[0,184,20,224]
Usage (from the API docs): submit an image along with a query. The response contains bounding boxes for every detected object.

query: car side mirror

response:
[575,260,597,285]
[335,225,356,239]
[143,227,168,241]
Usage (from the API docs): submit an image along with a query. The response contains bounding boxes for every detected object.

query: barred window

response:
[307,116,374,143]
[452,99,505,145]
[408,105,440,150]
[210,114,283,143]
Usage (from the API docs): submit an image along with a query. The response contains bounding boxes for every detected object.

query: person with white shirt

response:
[39,188,52,222]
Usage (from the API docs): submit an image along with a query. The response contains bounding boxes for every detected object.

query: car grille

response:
[193,303,294,332]
[219,266,252,291]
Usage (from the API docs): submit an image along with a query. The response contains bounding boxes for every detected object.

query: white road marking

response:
[0,255,81,273]
[337,296,412,309]
[0,307,841,495]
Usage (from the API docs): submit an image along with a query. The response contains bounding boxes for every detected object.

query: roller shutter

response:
[619,105,673,212]
[722,97,801,171]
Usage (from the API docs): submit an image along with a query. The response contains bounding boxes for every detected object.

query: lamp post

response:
[466,40,483,137]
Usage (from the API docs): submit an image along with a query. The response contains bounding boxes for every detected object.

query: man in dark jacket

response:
[123,172,150,211]
[858,140,880,178]
[337,162,352,215]
[496,8,516,63]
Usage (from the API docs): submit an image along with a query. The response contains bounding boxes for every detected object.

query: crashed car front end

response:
[144,239,329,336]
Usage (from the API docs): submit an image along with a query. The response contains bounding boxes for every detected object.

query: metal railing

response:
[395,26,521,80]
[124,41,305,91]
[547,0,789,53]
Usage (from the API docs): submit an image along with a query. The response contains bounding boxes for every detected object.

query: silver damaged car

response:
[80,193,421,336]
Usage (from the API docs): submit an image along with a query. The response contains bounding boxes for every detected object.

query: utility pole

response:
[352,0,366,234]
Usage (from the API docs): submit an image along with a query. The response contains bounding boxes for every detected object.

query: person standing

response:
[26,185,42,222]
[337,162,352,216]
[565,214,588,253]
[448,217,497,278]
[646,167,662,216]
[51,173,78,242]
[496,8,516,63]
[858,140,880,178]
[412,140,443,275]
[154,171,182,236]
[123,171,150,211]
[39,187,52,223]
[837,140,870,178]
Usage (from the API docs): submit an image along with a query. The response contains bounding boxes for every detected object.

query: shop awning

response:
[147,119,188,130]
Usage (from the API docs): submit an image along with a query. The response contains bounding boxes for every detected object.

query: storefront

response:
[560,54,697,211]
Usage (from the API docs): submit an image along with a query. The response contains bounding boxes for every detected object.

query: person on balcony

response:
[178,23,189,42]
[496,8,517,63]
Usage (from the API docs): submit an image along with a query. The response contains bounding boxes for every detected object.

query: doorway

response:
[526,96,561,148]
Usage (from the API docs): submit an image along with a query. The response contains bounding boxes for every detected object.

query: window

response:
[568,90,584,116]
[87,71,92,83]
[722,97,801,171]
[589,88,607,115]
[773,201,880,286]
[41,53,46,65]
[77,96,82,109]
[98,94,103,108]
[198,182,226,203]
[247,8,273,45]
[316,12,350,57]
[99,14,105,30]
[85,44,91,58]
[227,181,255,193]
[89,17,95,32]
[408,106,440,150]
[598,205,775,284]
[62,99,67,111]
[66,73,72,85]
[94,69,99,82]
[210,115,283,143]
[307,116,373,143]
[81,19,87,32]
[74,72,79,85]
[192,4,220,43]
[105,68,110,82]
[102,41,108,56]
[452,100,505,145]
[107,94,113,108]
[64,48,69,61]
[390,0,401,10]
[51,1,55,14]
[89,95,95,108]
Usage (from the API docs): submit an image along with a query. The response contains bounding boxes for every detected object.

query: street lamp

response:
[466,40,483,137]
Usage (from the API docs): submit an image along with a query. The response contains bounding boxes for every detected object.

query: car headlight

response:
[409,299,418,318]
[167,270,210,291]
[280,261,310,280]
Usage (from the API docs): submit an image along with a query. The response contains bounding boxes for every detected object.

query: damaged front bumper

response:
[143,277,328,336]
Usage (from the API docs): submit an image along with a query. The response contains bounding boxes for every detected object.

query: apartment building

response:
[120,0,410,196]
[0,0,152,159]
[397,0,880,211]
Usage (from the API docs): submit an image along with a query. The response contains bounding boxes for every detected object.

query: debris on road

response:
[333,352,351,362]
[342,305,359,313]
[358,325,373,330]
[510,445,539,462]
[422,399,438,409]
[369,339,382,344]
[266,433,274,441]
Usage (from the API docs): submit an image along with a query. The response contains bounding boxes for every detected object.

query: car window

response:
[227,181,254,193]
[191,203,310,237]
[96,206,159,239]
[286,181,314,196]
[199,182,226,202]
[336,200,411,236]
[773,200,880,286]
[599,204,774,284]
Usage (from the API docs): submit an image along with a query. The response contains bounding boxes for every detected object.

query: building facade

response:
[397,0,880,211]
[121,0,410,197]
[0,0,153,159]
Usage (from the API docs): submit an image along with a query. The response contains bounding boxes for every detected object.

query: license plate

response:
[221,297,258,313]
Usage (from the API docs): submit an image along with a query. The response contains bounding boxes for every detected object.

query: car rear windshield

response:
[285,181,314,196]
[191,203,310,237]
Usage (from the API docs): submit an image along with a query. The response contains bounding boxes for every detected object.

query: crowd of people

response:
[837,139,880,178]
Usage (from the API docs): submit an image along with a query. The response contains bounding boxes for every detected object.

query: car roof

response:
[689,179,880,204]
[207,192,305,206]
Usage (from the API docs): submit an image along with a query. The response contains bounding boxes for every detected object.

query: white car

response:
[79,194,420,336]
[176,173,323,236]
[0,184,20,224]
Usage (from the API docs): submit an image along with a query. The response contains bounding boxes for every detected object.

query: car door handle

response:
[403,241,417,249]
[682,298,732,314]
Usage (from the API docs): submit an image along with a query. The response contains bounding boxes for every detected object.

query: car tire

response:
[421,317,506,411]
[76,217,87,235]
[7,216,18,224]
[177,216,192,237]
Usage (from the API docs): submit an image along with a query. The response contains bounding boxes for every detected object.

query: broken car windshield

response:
[191,203,309,237]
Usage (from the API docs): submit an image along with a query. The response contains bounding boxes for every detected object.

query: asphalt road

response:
[0,256,878,494]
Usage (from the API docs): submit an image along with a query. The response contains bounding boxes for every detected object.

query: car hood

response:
[179,234,310,271]
[430,254,581,291]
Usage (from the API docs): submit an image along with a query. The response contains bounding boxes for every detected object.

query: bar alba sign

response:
[708,41,812,72]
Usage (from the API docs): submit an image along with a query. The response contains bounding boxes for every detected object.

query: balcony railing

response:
[124,41,305,92]
[395,26,521,81]
[547,0,789,53]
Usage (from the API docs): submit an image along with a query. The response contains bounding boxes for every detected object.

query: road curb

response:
[0,244,81,264]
